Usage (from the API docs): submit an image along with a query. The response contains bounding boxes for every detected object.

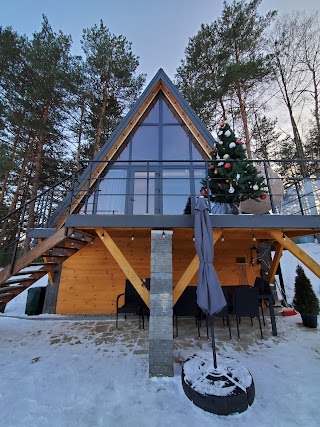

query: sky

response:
[0,241,319,426]
[1,0,320,84]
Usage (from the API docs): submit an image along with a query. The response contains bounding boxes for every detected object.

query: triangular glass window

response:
[143,99,160,123]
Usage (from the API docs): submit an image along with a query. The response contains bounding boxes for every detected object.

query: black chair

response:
[116,279,146,329]
[254,277,274,326]
[214,287,232,340]
[234,287,263,339]
[173,286,204,338]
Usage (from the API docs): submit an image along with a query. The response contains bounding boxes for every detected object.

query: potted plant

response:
[293,265,319,328]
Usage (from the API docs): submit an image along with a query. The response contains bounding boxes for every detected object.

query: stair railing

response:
[0,168,84,272]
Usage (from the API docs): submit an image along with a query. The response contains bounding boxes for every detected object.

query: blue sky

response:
[1,0,319,83]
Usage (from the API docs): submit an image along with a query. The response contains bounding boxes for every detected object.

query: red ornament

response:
[225,179,229,183]
[220,122,225,128]
[218,183,222,188]
[209,165,215,170]
[224,163,231,170]
[237,139,242,145]
[214,170,218,175]
[236,182,239,186]
[260,194,267,200]
[201,189,207,195]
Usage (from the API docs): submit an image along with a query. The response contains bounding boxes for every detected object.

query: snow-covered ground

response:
[0,243,319,426]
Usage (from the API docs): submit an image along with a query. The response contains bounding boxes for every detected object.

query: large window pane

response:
[96,169,127,214]
[131,126,159,163]
[133,171,155,214]
[163,169,190,214]
[163,126,190,163]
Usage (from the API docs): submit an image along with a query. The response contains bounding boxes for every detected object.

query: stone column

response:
[149,230,174,377]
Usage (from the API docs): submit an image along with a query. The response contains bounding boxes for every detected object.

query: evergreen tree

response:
[81,20,145,157]
[251,115,281,159]
[176,0,276,158]
[201,121,266,204]
[293,265,320,315]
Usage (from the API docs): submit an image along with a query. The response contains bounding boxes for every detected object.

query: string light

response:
[221,229,225,242]
[131,227,135,241]
[101,232,104,239]
[252,231,256,242]
[282,229,286,240]
[192,231,195,242]
[162,230,166,239]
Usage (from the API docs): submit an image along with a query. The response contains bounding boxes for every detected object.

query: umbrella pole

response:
[209,315,217,369]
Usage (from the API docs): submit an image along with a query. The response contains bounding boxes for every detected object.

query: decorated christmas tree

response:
[200,121,267,210]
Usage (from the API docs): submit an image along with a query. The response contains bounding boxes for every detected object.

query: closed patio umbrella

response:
[194,196,227,368]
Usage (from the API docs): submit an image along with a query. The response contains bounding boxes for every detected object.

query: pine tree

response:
[293,265,320,315]
[81,20,146,157]
[200,121,266,204]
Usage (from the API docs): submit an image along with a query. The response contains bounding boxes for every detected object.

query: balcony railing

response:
[70,159,320,217]
[0,159,318,268]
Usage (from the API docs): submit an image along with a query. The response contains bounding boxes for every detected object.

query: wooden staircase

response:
[0,227,95,310]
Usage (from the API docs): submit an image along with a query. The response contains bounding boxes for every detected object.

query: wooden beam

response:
[96,228,150,307]
[269,229,320,278]
[39,238,54,284]
[173,229,222,304]
[268,242,283,283]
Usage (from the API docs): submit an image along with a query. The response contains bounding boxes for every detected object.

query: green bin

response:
[25,287,46,315]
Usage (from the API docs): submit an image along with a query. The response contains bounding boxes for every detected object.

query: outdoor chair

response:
[116,279,147,329]
[254,277,274,326]
[234,287,263,339]
[173,286,204,338]
[214,287,232,339]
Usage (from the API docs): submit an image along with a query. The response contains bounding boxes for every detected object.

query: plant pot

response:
[301,313,318,328]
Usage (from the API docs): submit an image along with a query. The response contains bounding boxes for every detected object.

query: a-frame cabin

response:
[1,69,319,376]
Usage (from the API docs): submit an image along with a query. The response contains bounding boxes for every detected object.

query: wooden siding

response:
[56,228,260,314]
[56,229,150,314]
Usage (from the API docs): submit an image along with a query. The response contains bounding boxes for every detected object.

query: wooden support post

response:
[268,243,283,283]
[39,238,54,284]
[269,230,320,279]
[172,229,222,304]
[96,228,150,307]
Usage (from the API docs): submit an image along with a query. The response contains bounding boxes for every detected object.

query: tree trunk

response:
[276,56,308,177]
[234,42,252,159]
[219,98,227,120]
[235,83,252,159]
[77,102,85,171]
[24,105,49,252]
[94,82,108,157]
[311,68,320,153]
[0,121,24,206]
[0,137,33,243]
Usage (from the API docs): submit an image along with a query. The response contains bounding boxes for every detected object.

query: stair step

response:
[30,262,57,266]
[2,277,36,286]
[10,270,44,277]
[42,254,68,258]
[54,246,78,251]
[0,285,27,294]
[66,236,89,244]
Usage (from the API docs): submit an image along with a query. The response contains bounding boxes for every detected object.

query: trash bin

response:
[25,287,46,316]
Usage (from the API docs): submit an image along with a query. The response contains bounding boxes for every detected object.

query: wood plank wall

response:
[56,228,260,314]
[56,229,151,314]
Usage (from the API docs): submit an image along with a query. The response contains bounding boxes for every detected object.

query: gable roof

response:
[49,68,217,228]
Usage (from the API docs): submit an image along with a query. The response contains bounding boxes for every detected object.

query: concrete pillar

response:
[149,230,174,377]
